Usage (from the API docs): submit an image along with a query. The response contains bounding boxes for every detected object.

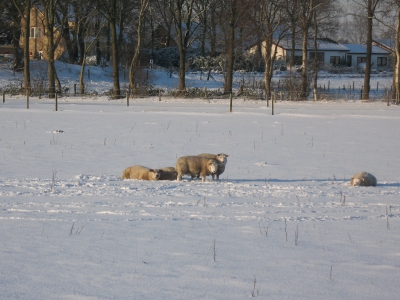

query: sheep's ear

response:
[361,178,365,182]
[149,169,154,173]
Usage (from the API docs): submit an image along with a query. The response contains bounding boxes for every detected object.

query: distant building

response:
[19,6,67,60]
[342,43,392,71]
[248,37,392,71]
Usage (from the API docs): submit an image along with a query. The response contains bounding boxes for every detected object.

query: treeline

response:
[0,0,399,102]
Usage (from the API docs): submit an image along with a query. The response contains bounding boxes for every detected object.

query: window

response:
[377,57,387,67]
[309,52,325,62]
[357,57,367,65]
[330,56,340,66]
[346,55,352,67]
[29,27,43,38]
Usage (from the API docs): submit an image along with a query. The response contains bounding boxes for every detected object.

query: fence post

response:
[159,89,161,101]
[272,93,274,115]
[74,84,76,96]
[2,91,4,103]
[229,93,233,112]
[55,92,58,111]
[387,90,390,106]
[313,88,317,101]
[204,87,208,101]
[126,93,129,106]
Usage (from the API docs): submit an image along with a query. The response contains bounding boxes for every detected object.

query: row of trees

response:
[0,0,399,101]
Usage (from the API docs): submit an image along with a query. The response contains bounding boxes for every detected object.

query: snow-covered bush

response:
[189,52,264,73]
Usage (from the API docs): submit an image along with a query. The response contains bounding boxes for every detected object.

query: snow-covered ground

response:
[1,60,400,299]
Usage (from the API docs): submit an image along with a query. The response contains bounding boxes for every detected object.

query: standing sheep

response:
[198,153,229,180]
[350,171,377,187]
[121,165,163,180]
[159,167,178,181]
[176,156,219,182]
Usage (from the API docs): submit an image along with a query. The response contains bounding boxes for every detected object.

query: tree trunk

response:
[300,28,309,98]
[23,1,31,93]
[395,7,400,104]
[178,47,186,91]
[110,20,121,99]
[290,23,296,68]
[62,19,76,64]
[210,7,216,56]
[80,56,86,94]
[78,22,85,65]
[45,9,56,98]
[130,0,148,94]
[313,12,318,92]
[362,0,373,100]
[225,0,236,94]
[95,18,101,66]
[201,10,207,57]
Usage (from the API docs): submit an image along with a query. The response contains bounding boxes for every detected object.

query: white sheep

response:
[121,165,163,180]
[350,171,377,187]
[176,156,219,182]
[198,153,229,180]
[159,167,178,181]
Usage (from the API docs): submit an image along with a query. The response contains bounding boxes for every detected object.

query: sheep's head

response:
[351,177,364,186]
[208,160,219,174]
[150,169,163,180]
[216,153,229,164]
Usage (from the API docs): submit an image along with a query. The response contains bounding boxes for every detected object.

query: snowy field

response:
[1,61,400,299]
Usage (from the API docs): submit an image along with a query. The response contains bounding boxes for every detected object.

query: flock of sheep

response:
[121,153,377,187]
[121,153,229,182]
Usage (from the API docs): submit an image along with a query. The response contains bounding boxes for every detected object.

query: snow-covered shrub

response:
[189,52,264,73]
[30,61,49,95]
[152,47,180,68]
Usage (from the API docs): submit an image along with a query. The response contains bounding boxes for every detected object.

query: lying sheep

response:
[198,153,229,180]
[121,165,163,180]
[176,156,219,182]
[350,171,377,187]
[159,167,178,181]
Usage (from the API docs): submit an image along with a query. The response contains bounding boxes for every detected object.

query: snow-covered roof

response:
[343,44,390,55]
[278,38,349,51]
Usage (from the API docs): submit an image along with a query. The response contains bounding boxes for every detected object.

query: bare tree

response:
[282,0,299,68]
[256,0,288,100]
[297,0,317,98]
[167,0,208,92]
[98,0,121,99]
[40,0,71,98]
[223,0,255,94]
[11,0,34,93]
[311,0,342,91]
[376,0,400,103]
[353,0,384,100]
[78,10,104,94]
[129,0,150,93]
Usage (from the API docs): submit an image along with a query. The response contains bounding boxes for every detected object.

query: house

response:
[248,37,393,72]
[342,43,392,71]
[276,37,349,67]
[19,6,67,60]
[249,37,349,68]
